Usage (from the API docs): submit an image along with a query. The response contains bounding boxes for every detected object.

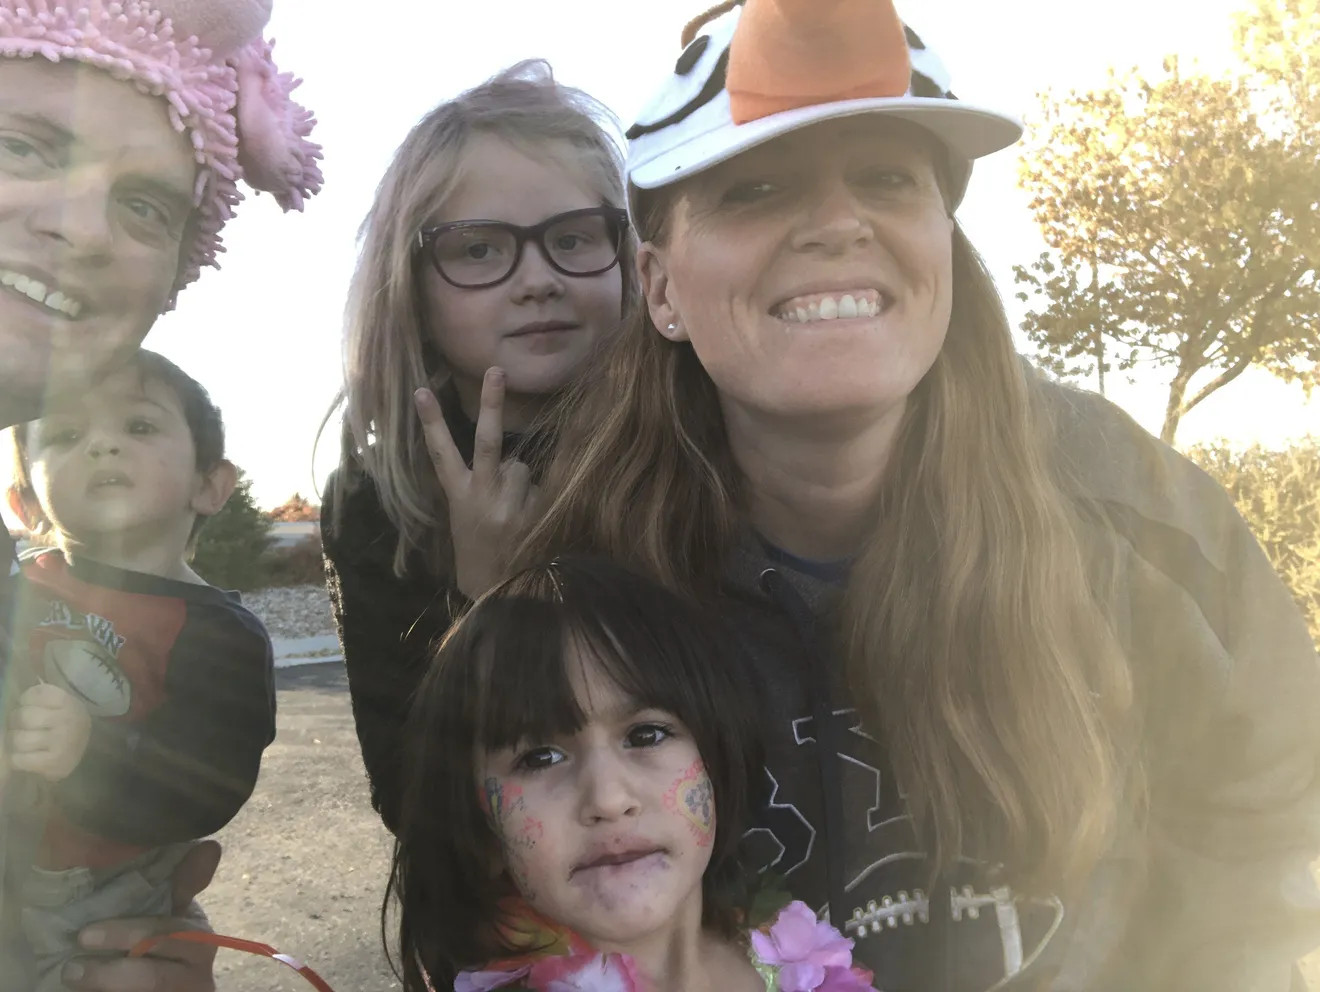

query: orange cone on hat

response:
[727,0,911,124]
[625,0,1023,206]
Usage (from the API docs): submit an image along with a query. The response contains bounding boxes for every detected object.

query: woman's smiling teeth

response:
[774,289,885,324]
[0,269,85,319]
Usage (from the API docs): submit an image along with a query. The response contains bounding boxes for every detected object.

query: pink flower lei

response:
[452,900,873,992]
[749,901,874,992]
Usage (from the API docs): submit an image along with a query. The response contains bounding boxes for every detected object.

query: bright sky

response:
[132,0,1319,508]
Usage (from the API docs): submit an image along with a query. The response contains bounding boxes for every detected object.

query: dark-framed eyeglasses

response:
[416,206,629,289]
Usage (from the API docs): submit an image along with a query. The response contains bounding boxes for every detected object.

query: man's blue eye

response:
[123,197,170,227]
[0,136,37,158]
[0,134,56,177]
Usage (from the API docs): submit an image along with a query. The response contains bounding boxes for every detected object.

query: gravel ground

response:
[206,664,397,992]
[241,584,338,641]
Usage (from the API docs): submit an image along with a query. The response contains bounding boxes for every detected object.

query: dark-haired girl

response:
[387,555,873,992]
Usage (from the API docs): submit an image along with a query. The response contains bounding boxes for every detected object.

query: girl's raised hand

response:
[415,368,543,600]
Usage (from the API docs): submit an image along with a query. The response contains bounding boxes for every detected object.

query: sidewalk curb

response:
[275,654,344,670]
[272,634,342,670]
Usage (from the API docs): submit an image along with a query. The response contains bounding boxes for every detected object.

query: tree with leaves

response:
[192,469,274,591]
[1015,0,1319,443]
[1187,438,1320,645]
[268,492,320,522]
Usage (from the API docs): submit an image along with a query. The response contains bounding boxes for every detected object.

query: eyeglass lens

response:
[431,212,620,285]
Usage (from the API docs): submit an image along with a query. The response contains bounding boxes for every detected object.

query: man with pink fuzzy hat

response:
[0,0,322,429]
[0,2,321,989]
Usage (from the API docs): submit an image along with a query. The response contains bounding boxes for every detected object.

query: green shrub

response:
[1185,439,1320,646]
[262,533,327,588]
[192,471,274,591]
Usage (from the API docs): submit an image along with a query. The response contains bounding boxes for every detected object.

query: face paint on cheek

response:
[482,778,541,846]
[663,758,716,847]
[512,816,544,851]
[501,814,544,903]
[480,777,544,901]
[480,776,525,826]
[502,843,539,903]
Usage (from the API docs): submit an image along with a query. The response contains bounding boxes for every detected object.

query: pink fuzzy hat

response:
[0,0,324,301]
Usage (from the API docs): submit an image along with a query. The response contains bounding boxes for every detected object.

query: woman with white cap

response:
[518,1,1320,988]
[0,2,321,988]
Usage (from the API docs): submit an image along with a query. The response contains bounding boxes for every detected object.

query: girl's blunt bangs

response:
[456,560,743,763]
[444,556,764,879]
[461,596,597,753]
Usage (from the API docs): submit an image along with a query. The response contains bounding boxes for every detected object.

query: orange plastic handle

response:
[129,930,338,992]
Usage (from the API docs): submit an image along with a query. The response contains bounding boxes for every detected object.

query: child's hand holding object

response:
[10,683,92,781]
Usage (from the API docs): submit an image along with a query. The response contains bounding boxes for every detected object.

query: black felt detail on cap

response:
[911,71,949,99]
[626,48,730,140]
[904,25,926,50]
[676,34,710,75]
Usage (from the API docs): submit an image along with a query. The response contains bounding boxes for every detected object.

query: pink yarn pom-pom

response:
[232,37,323,211]
[150,0,272,57]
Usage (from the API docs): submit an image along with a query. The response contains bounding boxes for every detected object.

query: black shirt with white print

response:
[727,542,1062,992]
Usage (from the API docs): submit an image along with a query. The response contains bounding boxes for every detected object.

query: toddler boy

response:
[2,350,275,991]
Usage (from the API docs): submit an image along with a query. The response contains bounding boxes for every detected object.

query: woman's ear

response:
[191,459,239,517]
[636,242,688,342]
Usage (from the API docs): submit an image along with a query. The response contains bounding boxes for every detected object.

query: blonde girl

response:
[321,61,633,832]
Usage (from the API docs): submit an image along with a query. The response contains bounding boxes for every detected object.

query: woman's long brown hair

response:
[516,189,1139,893]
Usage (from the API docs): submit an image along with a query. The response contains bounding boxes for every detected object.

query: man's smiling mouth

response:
[0,268,86,319]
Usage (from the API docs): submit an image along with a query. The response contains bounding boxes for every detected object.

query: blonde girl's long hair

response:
[325,60,634,575]
[517,194,1139,893]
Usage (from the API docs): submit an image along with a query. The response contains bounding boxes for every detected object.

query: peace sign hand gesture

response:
[414,368,543,600]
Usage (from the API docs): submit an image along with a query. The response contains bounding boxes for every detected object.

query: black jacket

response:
[320,387,542,834]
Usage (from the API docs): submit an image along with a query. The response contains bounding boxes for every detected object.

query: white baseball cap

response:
[625,0,1022,209]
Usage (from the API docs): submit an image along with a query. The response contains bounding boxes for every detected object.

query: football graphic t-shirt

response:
[7,551,275,870]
